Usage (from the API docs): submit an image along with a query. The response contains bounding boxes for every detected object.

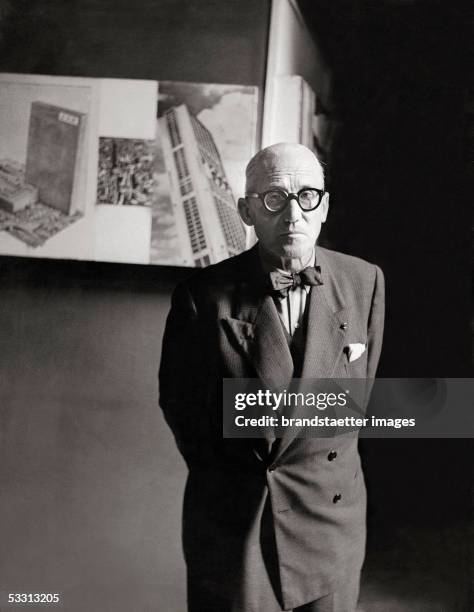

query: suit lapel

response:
[251,295,294,391]
[300,285,348,380]
[221,254,294,452]
[222,295,294,392]
[301,246,349,379]
[220,244,293,390]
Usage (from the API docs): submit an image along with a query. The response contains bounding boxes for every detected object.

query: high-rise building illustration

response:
[159,104,246,267]
[25,102,86,215]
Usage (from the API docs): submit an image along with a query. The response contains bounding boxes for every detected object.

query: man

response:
[159,143,385,611]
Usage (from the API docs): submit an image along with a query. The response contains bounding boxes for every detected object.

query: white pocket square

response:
[346,343,366,362]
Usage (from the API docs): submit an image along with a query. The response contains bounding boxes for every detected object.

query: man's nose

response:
[284,197,302,223]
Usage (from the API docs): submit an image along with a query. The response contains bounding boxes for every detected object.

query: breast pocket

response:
[343,340,368,378]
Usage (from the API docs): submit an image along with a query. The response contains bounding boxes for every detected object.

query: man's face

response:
[238,145,329,262]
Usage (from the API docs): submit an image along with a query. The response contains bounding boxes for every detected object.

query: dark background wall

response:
[0,0,471,610]
[0,1,270,611]
[0,0,270,84]
[298,0,472,608]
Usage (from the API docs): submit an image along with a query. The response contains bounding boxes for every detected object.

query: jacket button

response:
[333,494,342,504]
[340,322,348,330]
[327,451,338,461]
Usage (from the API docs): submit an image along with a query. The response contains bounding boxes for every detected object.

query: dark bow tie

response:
[268,266,323,298]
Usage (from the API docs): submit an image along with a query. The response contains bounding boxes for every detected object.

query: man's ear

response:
[238,197,255,227]
[320,192,329,223]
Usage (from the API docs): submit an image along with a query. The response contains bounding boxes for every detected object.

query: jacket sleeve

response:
[367,264,385,378]
[365,265,385,404]
[158,281,205,466]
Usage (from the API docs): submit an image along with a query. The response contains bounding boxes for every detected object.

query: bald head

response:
[245,143,325,193]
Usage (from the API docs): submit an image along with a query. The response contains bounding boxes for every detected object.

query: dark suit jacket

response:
[159,244,385,610]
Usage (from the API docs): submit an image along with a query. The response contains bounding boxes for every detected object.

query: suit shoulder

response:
[318,247,384,315]
[318,246,381,279]
[317,247,384,300]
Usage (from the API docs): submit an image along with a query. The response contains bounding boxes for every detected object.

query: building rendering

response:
[25,102,86,215]
[159,103,246,267]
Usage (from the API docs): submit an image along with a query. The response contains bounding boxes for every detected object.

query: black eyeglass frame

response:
[245,187,327,213]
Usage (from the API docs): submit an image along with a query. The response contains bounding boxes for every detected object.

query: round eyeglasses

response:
[245,187,326,213]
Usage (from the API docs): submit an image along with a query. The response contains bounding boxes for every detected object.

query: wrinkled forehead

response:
[246,148,324,192]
